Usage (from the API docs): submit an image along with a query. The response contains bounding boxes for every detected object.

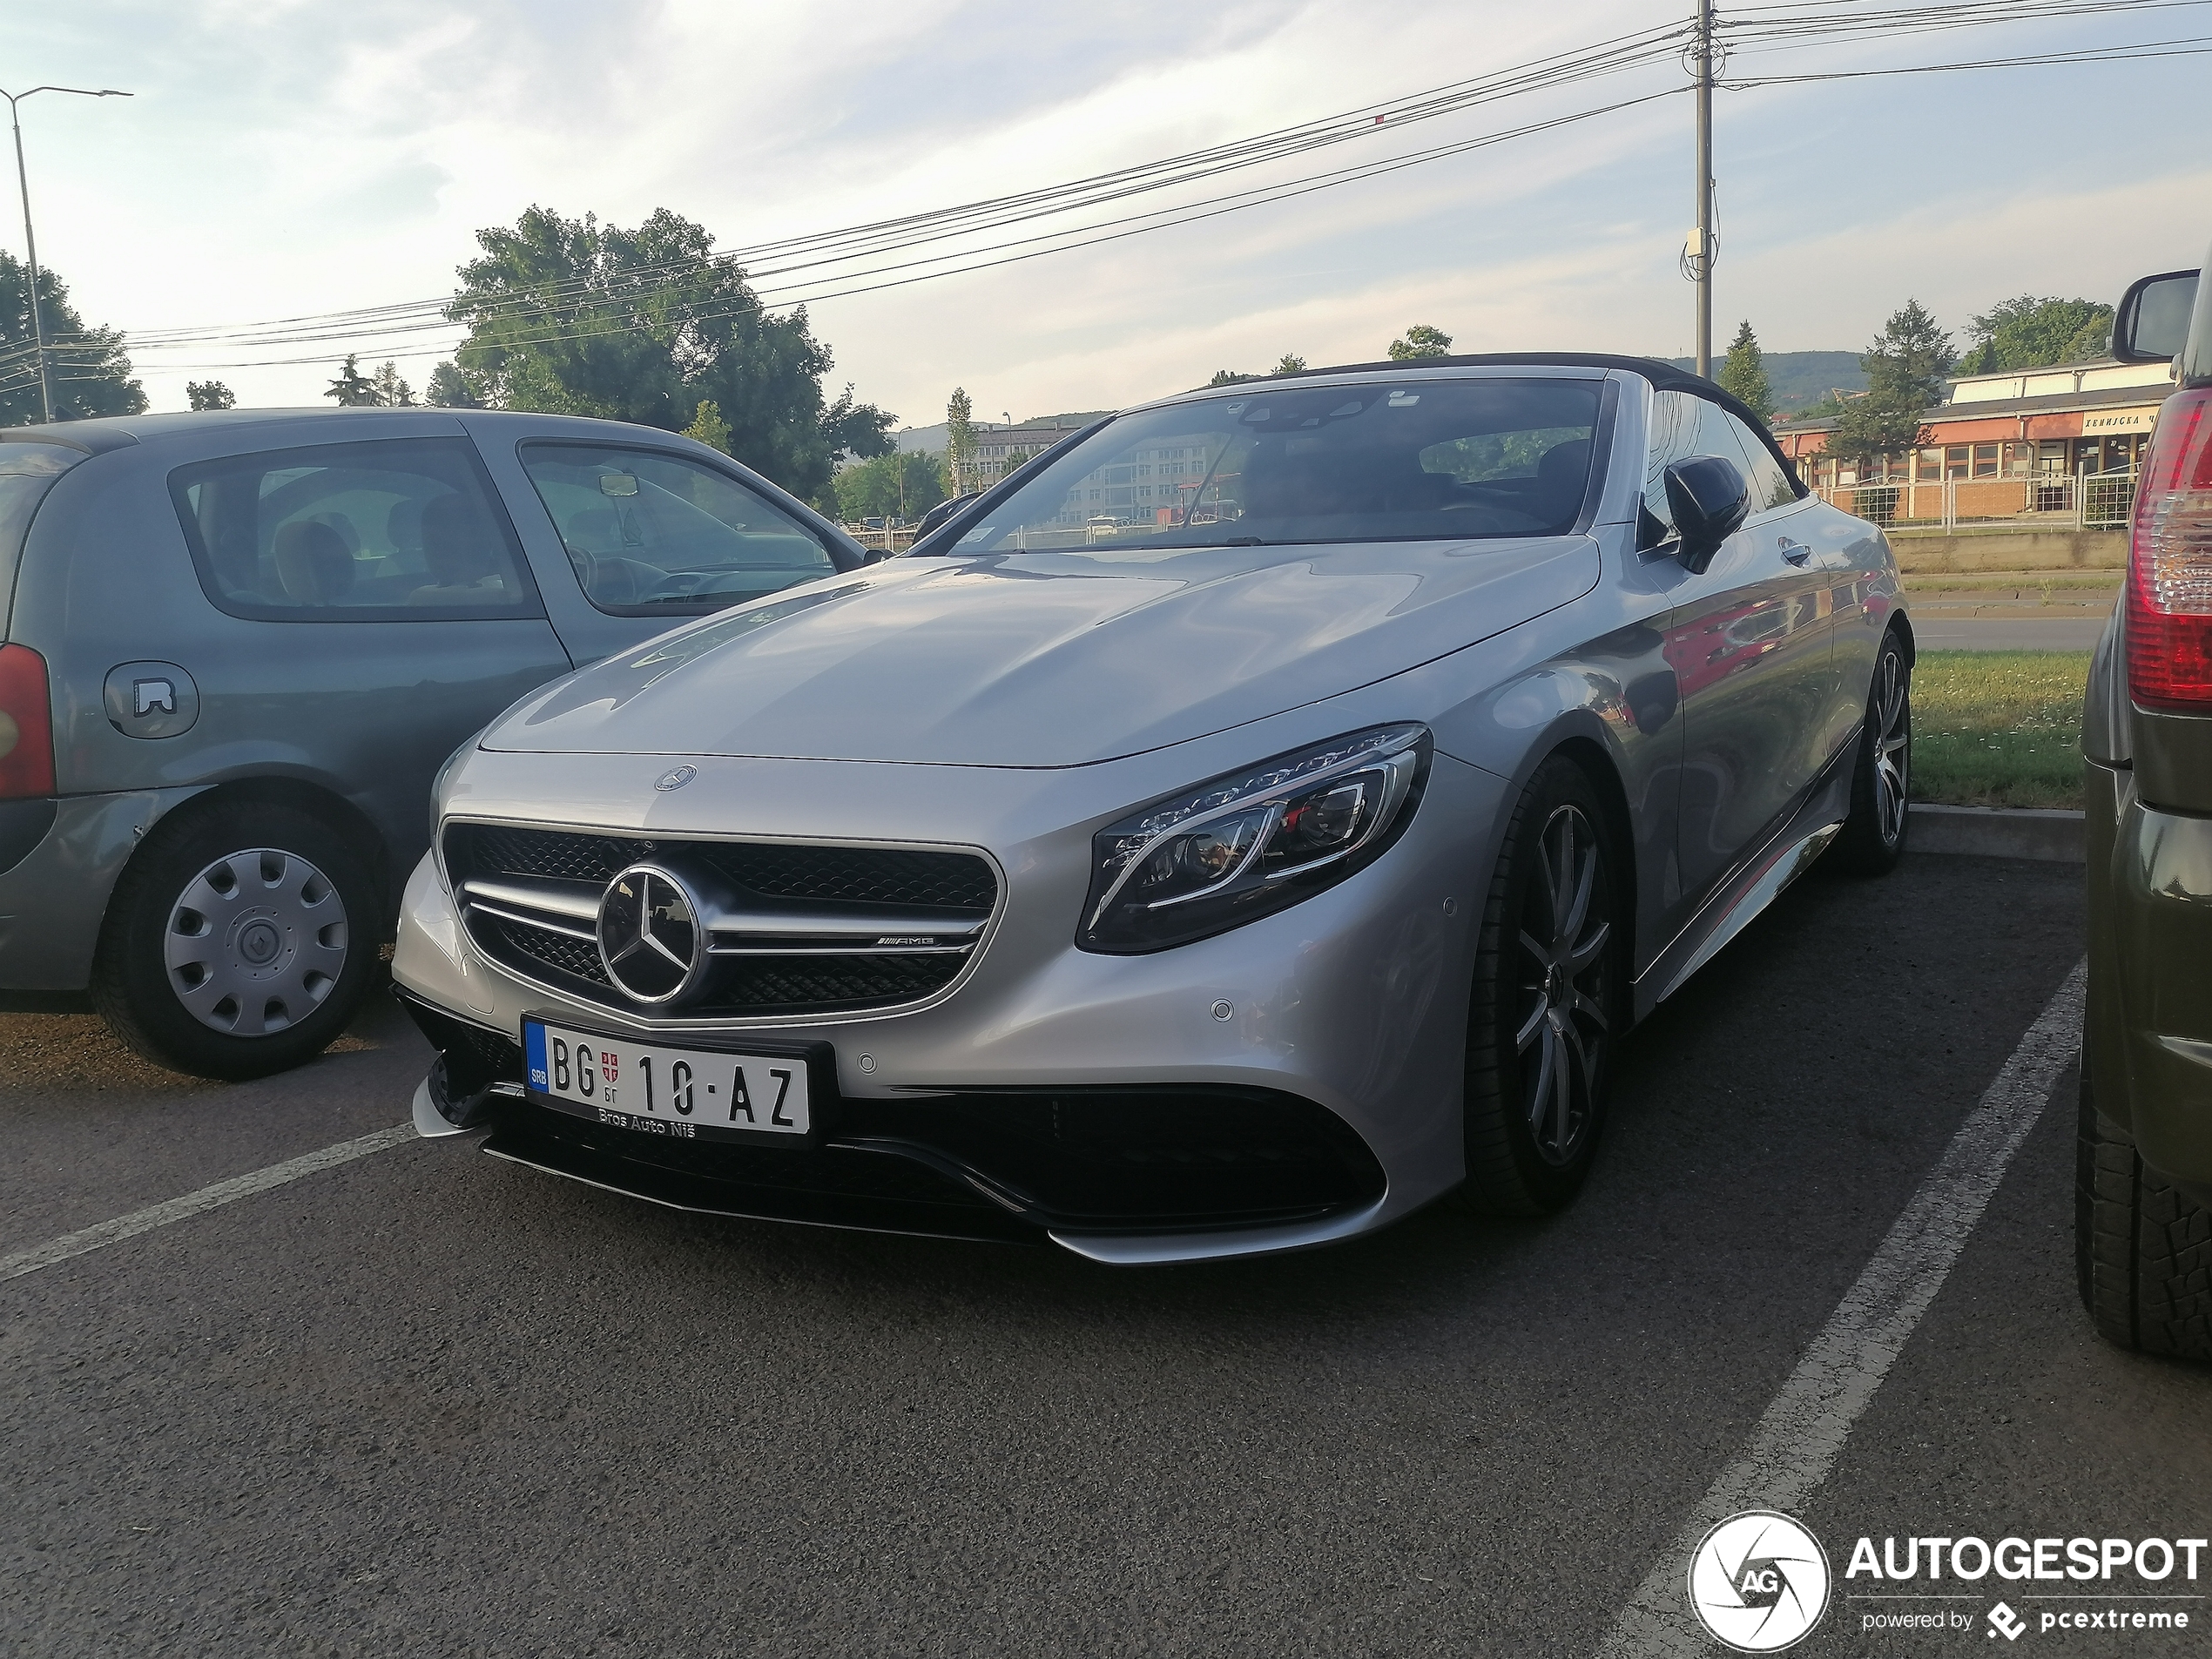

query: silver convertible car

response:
[395,354,1912,1263]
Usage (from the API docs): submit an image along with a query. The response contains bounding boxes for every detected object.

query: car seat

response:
[272,519,354,606]
[408,494,509,605]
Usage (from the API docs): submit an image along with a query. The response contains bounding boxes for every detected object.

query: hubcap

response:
[1870,646,1911,846]
[163,848,348,1037]
[1514,804,1611,1167]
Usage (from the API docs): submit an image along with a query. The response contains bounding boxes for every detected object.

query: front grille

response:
[448,825,656,887]
[696,843,997,911]
[480,913,611,988]
[445,820,997,1019]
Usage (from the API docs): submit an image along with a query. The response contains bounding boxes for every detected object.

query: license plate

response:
[523,1018,814,1143]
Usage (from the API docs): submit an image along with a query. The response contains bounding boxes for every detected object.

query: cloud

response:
[15,0,2204,422]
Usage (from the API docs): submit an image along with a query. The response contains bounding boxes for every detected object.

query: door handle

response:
[1777,539,1813,566]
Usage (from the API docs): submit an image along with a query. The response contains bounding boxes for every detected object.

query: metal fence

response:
[844,525,921,553]
[1814,465,2136,531]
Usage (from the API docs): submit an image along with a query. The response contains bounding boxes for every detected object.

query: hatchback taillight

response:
[0,644,55,799]
[2127,387,2212,711]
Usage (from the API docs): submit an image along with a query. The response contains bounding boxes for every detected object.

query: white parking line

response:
[1596,958,2087,1656]
[0,1123,415,1285]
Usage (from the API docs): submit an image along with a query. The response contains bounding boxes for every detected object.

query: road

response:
[3,850,2202,1657]
[1912,616,2110,651]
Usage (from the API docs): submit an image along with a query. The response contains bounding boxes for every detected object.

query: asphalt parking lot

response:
[3,850,2202,1657]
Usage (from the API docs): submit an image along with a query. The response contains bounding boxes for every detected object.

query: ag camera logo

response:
[1689,1510,1832,1652]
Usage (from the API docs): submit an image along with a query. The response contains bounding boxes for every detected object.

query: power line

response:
[68,0,2212,380]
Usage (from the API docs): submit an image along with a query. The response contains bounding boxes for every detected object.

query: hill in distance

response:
[1662,351,1865,415]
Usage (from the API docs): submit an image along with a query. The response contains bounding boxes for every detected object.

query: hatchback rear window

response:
[169,437,541,622]
[948,378,1602,552]
[0,442,81,636]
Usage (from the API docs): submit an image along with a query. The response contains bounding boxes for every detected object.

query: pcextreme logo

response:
[1689,1511,1833,1652]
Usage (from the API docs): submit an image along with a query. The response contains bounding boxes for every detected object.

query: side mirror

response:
[2113,268,2200,365]
[913,490,981,541]
[1663,455,1750,571]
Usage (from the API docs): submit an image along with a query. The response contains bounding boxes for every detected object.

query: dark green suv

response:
[2080,246,2212,1359]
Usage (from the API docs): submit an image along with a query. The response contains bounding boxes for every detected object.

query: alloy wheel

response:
[1514,803,1611,1166]
[163,847,350,1036]
[1871,647,1911,847]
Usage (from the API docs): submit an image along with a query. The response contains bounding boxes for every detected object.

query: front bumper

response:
[2087,756,2212,1185]
[391,746,1508,1262]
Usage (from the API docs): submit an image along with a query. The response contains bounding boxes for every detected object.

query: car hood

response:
[488,538,1599,767]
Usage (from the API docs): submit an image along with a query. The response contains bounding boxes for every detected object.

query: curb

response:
[1910,803,2085,863]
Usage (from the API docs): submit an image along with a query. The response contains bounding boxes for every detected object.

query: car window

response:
[171,438,540,622]
[1722,409,1801,516]
[519,444,837,617]
[946,378,1602,552]
[1642,390,1771,541]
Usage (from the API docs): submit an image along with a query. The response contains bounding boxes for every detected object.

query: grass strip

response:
[1910,649,2089,810]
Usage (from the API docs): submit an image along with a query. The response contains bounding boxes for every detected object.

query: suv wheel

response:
[93,800,379,1081]
[2076,1050,2212,1361]
[1462,756,1625,1214]
[1831,628,1912,875]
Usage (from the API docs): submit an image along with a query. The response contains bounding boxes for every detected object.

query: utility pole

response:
[1690,0,1715,380]
[2,85,132,423]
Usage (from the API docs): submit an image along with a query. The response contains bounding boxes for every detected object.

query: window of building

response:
[1973,443,2000,478]
[1944,445,1969,479]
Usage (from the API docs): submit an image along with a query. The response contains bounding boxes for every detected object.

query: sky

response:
[7,0,2211,433]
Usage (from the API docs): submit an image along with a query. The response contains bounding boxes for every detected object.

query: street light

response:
[2,85,132,423]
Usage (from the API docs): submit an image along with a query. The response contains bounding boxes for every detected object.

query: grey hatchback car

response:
[0,407,867,1078]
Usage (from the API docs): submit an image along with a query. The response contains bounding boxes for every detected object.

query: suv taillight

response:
[0,644,55,799]
[2127,386,2212,711]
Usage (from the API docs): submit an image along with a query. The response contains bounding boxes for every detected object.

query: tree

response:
[1966,295,2114,370]
[946,387,975,494]
[425,361,487,408]
[1825,300,1954,465]
[1204,368,1258,387]
[325,354,380,406]
[1716,320,1773,422]
[370,361,415,407]
[833,450,949,523]
[185,380,234,412]
[0,252,145,424]
[444,206,894,499]
[1387,323,1453,361]
[682,398,732,454]
[1271,354,1307,375]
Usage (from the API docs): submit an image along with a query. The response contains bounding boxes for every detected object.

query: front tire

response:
[92,800,380,1081]
[1831,629,1912,875]
[2076,1052,2212,1361]
[1462,757,1625,1215]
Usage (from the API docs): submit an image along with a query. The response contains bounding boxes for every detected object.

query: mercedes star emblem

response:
[597,863,705,1003]
[654,765,697,792]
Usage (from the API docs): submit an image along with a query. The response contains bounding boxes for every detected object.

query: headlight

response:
[1079,725,1429,953]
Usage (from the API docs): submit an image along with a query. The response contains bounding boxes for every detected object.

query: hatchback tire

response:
[1831,629,1912,875]
[2076,1051,2212,1362]
[93,801,379,1081]
[1462,756,1625,1215]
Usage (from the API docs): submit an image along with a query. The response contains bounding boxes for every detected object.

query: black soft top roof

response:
[1258,350,1803,491]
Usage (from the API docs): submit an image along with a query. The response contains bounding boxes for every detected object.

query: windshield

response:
[948,378,1601,553]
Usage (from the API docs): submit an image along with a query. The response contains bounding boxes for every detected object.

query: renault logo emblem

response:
[597,864,706,1003]
[654,765,697,792]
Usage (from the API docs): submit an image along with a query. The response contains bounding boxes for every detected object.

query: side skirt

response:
[1633,744,1857,1021]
